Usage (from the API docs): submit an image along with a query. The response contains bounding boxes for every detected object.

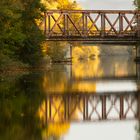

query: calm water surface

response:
[0,44,140,140]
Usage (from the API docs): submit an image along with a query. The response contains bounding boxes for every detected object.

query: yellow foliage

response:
[72,59,102,78]
[72,82,97,92]
[43,75,67,93]
[42,123,70,137]
[38,100,65,122]
[41,0,81,10]
[38,100,70,138]
[73,46,100,61]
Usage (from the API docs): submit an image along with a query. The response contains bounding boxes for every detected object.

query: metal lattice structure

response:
[40,10,140,42]
[41,92,140,123]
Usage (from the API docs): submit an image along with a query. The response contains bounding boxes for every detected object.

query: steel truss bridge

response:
[40,10,140,43]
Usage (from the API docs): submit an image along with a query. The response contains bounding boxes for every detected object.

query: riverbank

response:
[0,66,52,75]
[0,62,52,76]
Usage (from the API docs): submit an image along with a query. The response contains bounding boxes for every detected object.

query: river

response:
[0,44,140,140]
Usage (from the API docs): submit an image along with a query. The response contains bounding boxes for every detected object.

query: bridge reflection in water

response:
[41,92,140,123]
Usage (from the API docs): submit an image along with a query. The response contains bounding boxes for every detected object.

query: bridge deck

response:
[46,36,139,44]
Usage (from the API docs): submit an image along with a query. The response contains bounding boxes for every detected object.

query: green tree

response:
[0,0,26,68]
[0,0,45,68]
[134,0,140,9]
[19,0,45,65]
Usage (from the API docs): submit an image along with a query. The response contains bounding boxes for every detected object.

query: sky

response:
[76,0,135,10]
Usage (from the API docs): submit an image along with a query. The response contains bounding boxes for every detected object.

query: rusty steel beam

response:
[137,13,140,37]
[51,14,63,32]
[119,13,124,34]
[87,14,100,32]
[104,14,118,34]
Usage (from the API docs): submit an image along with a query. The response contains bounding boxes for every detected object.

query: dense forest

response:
[0,0,45,69]
[0,0,80,70]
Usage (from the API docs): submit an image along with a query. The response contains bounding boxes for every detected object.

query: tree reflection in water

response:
[40,45,139,140]
[0,44,139,140]
[0,73,44,140]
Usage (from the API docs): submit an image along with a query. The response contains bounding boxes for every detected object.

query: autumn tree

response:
[40,0,82,62]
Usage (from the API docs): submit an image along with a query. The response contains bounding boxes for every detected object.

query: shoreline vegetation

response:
[0,0,81,73]
[0,0,45,72]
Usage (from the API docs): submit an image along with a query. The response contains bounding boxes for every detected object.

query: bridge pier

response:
[70,44,72,60]
[135,45,140,63]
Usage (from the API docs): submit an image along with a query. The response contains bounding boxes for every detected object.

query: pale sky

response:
[76,0,135,10]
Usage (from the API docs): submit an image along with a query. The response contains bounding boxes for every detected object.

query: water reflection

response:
[43,54,138,93]
[0,44,140,140]
[0,71,140,140]
[43,65,69,93]
[39,44,140,140]
[64,121,137,140]
[42,123,70,140]
[38,92,139,140]
[0,73,44,140]
[38,93,138,123]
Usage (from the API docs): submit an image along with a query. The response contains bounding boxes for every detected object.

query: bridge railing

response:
[39,10,140,39]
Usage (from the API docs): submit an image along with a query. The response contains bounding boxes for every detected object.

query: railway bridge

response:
[40,10,140,43]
